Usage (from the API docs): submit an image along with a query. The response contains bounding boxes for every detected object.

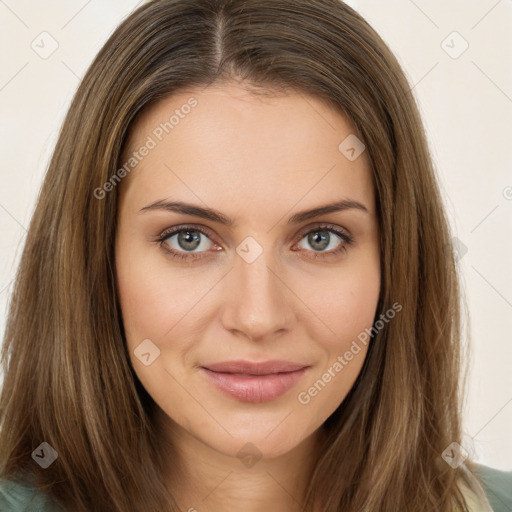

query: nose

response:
[220,246,295,342]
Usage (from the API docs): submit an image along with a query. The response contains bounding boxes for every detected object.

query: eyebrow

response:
[139,199,369,226]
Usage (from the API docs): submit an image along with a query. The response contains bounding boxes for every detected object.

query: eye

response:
[155,226,219,261]
[294,224,354,259]
[155,223,354,262]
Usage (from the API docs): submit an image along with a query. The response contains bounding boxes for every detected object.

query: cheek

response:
[295,255,380,405]
[115,241,201,407]
[115,238,198,343]
[299,255,381,349]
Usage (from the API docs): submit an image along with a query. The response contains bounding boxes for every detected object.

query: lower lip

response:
[200,367,309,403]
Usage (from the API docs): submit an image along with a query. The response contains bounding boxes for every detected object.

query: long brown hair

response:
[0,0,488,510]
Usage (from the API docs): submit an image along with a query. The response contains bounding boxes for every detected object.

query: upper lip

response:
[202,360,309,375]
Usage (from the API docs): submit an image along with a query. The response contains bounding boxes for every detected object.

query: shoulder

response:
[0,476,63,512]
[473,463,512,512]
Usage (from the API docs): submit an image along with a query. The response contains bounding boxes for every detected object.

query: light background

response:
[0,0,511,471]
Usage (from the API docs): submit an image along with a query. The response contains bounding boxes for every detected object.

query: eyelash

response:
[154,224,354,262]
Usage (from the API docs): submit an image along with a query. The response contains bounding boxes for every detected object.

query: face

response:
[115,82,381,461]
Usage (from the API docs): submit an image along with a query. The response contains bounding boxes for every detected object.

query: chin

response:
[196,421,312,463]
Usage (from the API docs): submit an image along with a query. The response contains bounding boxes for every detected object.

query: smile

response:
[200,360,310,403]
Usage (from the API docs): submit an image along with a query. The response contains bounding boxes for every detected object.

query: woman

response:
[0,0,510,511]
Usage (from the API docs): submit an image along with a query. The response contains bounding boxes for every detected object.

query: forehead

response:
[119,83,375,215]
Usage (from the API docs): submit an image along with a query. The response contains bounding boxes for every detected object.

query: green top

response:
[0,475,63,512]
[473,464,512,512]
[0,463,510,511]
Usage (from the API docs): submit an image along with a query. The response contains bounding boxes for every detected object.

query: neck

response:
[153,406,326,512]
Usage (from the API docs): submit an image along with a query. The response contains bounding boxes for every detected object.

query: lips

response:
[203,360,308,375]
[200,360,310,403]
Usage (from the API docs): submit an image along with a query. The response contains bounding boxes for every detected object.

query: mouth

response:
[200,360,310,403]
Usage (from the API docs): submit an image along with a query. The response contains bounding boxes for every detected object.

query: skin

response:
[115,82,381,512]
